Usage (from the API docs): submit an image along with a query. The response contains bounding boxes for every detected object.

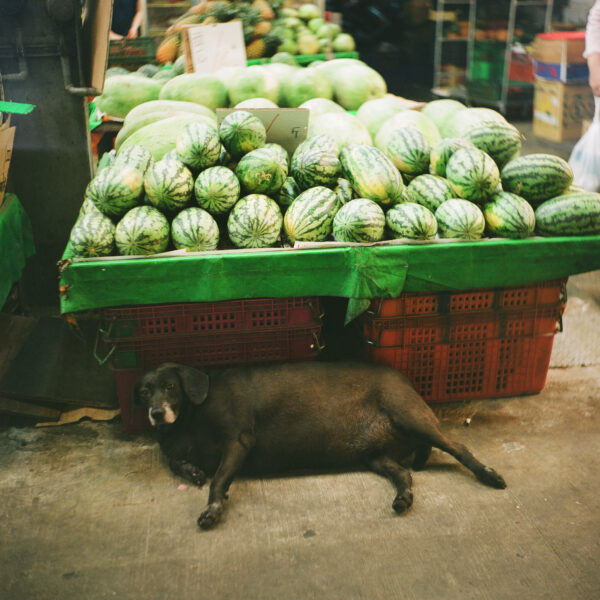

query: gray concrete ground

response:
[1,120,599,600]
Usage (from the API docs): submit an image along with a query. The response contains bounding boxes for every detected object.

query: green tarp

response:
[59,236,600,320]
[0,195,35,307]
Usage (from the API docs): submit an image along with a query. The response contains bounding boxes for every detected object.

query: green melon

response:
[283,68,333,107]
[158,73,227,111]
[307,112,372,152]
[375,110,441,148]
[356,96,410,139]
[227,66,280,106]
[96,75,162,119]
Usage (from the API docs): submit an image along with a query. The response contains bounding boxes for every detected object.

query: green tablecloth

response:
[59,236,600,320]
[0,194,35,307]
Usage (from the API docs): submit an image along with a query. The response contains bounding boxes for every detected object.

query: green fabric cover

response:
[0,195,35,307]
[59,236,600,319]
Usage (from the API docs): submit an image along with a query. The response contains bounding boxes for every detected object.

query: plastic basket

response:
[108,37,155,58]
[101,297,321,342]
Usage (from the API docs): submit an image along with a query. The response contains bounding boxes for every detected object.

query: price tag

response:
[216,108,309,155]
[183,21,247,74]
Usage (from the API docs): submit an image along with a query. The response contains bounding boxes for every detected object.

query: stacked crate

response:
[101,297,323,430]
[361,280,566,403]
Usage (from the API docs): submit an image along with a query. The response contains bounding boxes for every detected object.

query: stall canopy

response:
[59,236,600,322]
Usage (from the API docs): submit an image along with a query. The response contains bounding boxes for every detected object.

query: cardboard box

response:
[532,31,587,83]
[0,116,16,208]
[533,79,594,142]
[509,48,535,83]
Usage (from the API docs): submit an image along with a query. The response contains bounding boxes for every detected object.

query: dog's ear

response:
[174,365,209,405]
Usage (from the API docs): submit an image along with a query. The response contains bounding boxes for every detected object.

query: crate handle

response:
[555,313,563,334]
[559,280,568,305]
[312,331,326,352]
[93,323,116,366]
[308,299,325,322]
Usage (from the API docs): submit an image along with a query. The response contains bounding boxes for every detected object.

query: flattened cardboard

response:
[182,21,246,74]
[81,0,113,93]
[0,117,15,207]
[216,108,309,155]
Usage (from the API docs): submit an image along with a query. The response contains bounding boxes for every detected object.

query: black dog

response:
[134,361,506,529]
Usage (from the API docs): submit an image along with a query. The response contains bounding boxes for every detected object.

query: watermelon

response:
[334,178,354,205]
[261,63,297,106]
[137,64,161,78]
[118,115,217,161]
[386,203,438,240]
[276,176,300,208]
[332,198,385,243]
[112,145,154,174]
[534,192,600,236]
[355,96,410,139]
[442,107,507,138]
[501,154,573,206]
[463,121,522,169]
[480,191,535,239]
[172,56,186,76]
[236,147,288,195]
[403,174,456,212]
[429,138,476,177]
[263,143,290,171]
[144,159,194,212]
[339,144,404,208]
[85,165,143,220]
[96,150,115,174]
[291,149,341,190]
[124,100,218,128]
[194,166,240,215]
[234,97,279,109]
[292,134,339,159]
[283,186,340,243]
[298,98,346,119]
[376,126,430,180]
[158,73,227,111]
[175,121,221,170]
[283,68,333,107]
[171,207,220,252]
[329,64,387,110]
[307,112,372,151]
[105,67,129,78]
[219,111,267,159]
[375,110,441,148]
[95,75,162,119]
[69,213,116,258]
[79,196,104,218]
[421,99,466,138]
[227,194,283,248]
[227,66,279,106]
[115,206,170,255]
[435,199,486,240]
[445,147,500,204]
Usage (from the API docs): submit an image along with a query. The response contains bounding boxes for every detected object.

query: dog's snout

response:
[150,408,165,422]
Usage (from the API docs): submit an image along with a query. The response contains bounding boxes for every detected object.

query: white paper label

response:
[187,21,247,74]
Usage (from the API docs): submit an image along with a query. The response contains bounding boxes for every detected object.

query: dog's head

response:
[133,363,209,427]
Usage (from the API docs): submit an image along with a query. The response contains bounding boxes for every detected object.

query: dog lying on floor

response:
[133,361,506,529]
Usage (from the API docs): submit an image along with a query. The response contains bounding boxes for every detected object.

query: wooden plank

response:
[0,313,38,379]
[0,395,61,420]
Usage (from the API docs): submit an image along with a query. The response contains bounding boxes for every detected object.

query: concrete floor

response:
[1,119,599,599]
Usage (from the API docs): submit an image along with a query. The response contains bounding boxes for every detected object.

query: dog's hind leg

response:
[368,455,414,514]
[412,444,432,471]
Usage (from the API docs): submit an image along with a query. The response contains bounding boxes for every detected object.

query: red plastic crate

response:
[102,297,321,342]
[368,280,566,317]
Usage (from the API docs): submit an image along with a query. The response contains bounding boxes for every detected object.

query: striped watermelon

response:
[236,147,288,195]
[292,134,339,161]
[376,126,430,180]
[404,174,454,212]
[445,147,500,204]
[291,149,341,190]
[219,111,267,159]
[501,154,573,206]
[115,206,170,255]
[162,149,179,161]
[79,197,104,218]
[69,213,116,258]
[194,166,240,215]
[535,192,600,236]
[227,194,283,248]
[332,198,385,242]
[463,121,522,169]
[435,199,485,240]
[482,191,535,239]
[144,159,194,212]
[429,138,476,177]
[96,150,116,173]
[175,121,221,171]
[276,176,300,208]
[85,165,144,220]
[334,178,354,205]
[112,145,154,174]
[171,207,219,251]
[386,203,437,240]
[263,143,290,171]
[339,144,404,208]
[283,186,340,243]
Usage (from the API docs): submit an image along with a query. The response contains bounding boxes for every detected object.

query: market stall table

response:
[0,194,35,308]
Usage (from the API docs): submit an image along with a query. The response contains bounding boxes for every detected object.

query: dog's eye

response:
[166,383,175,391]
[139,389,149,398]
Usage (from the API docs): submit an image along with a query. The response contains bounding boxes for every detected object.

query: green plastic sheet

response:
[0,195,35,307]
[59,236,600,319]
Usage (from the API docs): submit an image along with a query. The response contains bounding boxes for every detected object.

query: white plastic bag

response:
[568,96,600,192]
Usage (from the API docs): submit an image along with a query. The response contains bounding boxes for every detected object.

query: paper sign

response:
[0,101,36,115]
[184,21,247,74]
[0,117,16,206]
[216,108,309,155]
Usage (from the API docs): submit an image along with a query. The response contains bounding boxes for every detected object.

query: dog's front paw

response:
[478,466,507,489]
[392,490,414,514]
[197,502,223,530]
[181,464,207,488]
